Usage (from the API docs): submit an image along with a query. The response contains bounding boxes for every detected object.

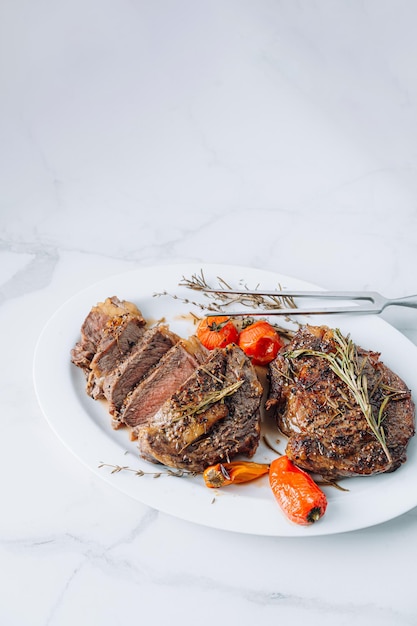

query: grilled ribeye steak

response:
[137,344,263,472]
[119,337,209,433]
[267,325,415,479]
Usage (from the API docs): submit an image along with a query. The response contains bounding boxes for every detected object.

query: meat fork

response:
[204,290,417,316]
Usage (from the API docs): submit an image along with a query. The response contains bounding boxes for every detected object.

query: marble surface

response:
[2,1,417,624]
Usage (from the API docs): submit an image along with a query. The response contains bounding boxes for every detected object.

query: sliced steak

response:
[137,344,263,471]
[71,296,145,371]
[102,325,181,416]
[118,336,209,433]
[267,325,415,479]
[86,315,147,399]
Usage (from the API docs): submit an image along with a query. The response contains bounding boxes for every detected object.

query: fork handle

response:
[389,295,417,309]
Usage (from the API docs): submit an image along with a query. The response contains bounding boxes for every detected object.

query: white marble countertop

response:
[2,1,417,624]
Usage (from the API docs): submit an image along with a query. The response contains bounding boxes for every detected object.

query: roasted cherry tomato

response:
[196,316,239,350]
[238,320,283,365]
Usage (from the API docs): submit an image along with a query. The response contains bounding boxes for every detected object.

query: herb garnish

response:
[153,269,296,337]
[178,379,244,419]
[179,270,296,311]
[98,463,198,478]
[286,328,394,464]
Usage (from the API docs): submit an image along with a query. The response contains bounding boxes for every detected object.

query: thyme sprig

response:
[286,329,393,464]
[98,463,198,478]
[153,269,296,337]
[178,270,297,311]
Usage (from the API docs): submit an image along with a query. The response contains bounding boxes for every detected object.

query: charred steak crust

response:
[267,325,415,479]
[136,344,263,472]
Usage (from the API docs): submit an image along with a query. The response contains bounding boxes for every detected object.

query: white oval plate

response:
[33,263,417,536]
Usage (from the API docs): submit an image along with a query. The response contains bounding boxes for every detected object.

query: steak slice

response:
[102,325,181,417]
[267,325,415,479]
[137,344,263,471]
[86,314,147,399]
[118,336,209,433]
[71,296,145,371]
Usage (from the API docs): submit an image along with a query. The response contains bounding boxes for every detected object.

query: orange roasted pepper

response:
[269,455,328,525]
[203,461,270,488]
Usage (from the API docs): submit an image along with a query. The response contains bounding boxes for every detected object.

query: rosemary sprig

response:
[377,387,408,425]
[178,379,244,419]
[286,329,393,464]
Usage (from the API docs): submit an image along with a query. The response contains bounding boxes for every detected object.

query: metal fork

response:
[204,290,417,316]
